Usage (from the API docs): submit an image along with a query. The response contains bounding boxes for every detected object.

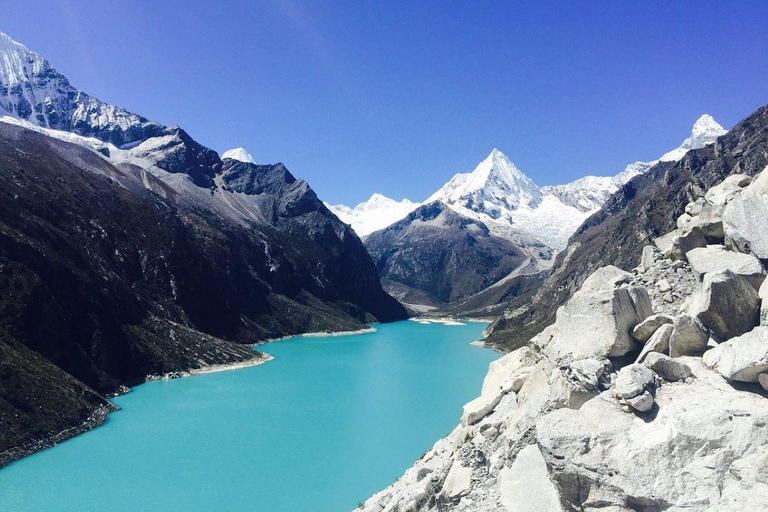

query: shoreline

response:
[261,326,378,344]
[145,353,274,382]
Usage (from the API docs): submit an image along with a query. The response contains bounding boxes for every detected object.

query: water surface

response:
[0,320,496,511]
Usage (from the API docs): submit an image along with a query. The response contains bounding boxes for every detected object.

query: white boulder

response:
[669,314,709,357]
[481,346,539,397]
[703,326,768,383]
[688,270,760,341]
[632,313,673,342]
[686,245,766,290]
[636,323,673,363]
[644,352,692,382]
[440,459,472,500]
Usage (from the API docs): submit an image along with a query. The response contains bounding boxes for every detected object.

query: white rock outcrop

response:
[703,326,768,382]
[723,166,768,260]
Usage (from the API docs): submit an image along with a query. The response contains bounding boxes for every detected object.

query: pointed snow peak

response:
[691,114,725,137]
[428,149,542,214]
[659,114,727,162]
[221,147,256,164]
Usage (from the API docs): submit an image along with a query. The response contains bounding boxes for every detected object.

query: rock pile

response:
[358,167,768,512]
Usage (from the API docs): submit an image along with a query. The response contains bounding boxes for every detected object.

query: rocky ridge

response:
[358,166,768,511]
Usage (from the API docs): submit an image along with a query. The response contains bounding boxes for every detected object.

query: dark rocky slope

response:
[487,104,768,350]
[365,202,532,304]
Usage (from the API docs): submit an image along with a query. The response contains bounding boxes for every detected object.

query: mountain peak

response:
[659,114,727,162]
[221,147,256,164]
[428,148,542,212]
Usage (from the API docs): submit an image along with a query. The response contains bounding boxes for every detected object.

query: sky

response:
[3,1,768,205]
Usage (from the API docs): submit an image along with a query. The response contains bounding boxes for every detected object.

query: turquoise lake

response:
[0,320,496,512]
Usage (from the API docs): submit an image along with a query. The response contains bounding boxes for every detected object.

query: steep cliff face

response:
[487,104,768,350]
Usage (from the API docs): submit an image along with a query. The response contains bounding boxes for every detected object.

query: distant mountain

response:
[0,31,406,466]
[327,194,420,237]
[355,116,726,310]
[365,202,549,304]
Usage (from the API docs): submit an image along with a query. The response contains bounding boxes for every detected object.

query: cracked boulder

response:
[688,270,760,341]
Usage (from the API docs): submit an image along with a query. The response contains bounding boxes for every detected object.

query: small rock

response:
[663,292,674,303]
[613,364,656,400]
[644,352,692,382]
[626,390,654,412]
[657,279,673,293]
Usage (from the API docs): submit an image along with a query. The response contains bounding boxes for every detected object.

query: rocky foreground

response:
[358,168,768,510]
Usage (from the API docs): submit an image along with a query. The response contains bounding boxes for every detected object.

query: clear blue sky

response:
[4,1,767,205]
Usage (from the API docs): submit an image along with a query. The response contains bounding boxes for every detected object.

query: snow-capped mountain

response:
[222,147,256,164]
[545,115,727,213]
[658,114,727,161]
[327,194,420,237]
[339,114,726,250]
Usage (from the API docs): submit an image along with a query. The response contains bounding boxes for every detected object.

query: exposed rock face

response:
[688,270,760,341]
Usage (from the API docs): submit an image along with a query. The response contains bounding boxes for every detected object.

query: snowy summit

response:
[221,147,256,164]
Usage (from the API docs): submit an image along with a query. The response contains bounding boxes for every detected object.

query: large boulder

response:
[669,314,709,357]
[440,459,472,500]
[498,444,563,512]
[688,270,760,341]
[696,202,726,239]
[686,245,766,290]
[543,266,652,363]
[537,359,768,511]
[703,326,768,383]
[723,167,768,260]
[549,358,611,410]
[668,226,708,261]
[705,173,752,206]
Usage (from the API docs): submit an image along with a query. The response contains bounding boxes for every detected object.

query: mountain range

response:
[330,115,726,309]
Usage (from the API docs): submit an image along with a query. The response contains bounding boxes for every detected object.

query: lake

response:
[0,320,497,512]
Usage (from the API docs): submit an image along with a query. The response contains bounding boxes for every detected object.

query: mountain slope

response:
[486,104,768,350]
[365,202,549,303]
